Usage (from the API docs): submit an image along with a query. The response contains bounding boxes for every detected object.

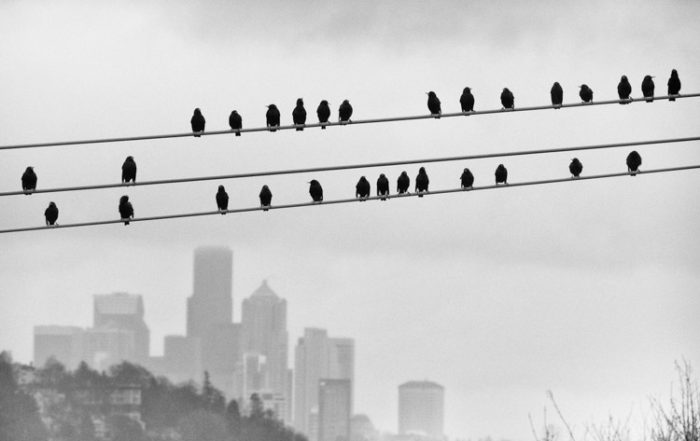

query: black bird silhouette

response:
[617,75,632,104]
[44,202,58,226]
[216,185,229,214]
[550,82,563,108]
[427,91,441,118]
[292,98,307,131]
[356,176,370,200]
[495,164,508,185]
[579,85,593,103]
[119,195,134,225]
[229,110,242,136]
[376,174,390,200]
[191,108,205,136]
[21,166,37,194]
[460,87,475,112]
[641,75,655,102]
[259,185,272,211]
[668,69,681,101]
[317,100,331,129]
[626,151,642,176]
[460,168,474,189]
[339,100,353,123]
[500,88,514,109]
[309,180,323,203]
[121,156,137,184]
[397,171,410,194]
[569,158,583,178]
[266,104,281,132]
[415,167,429,197]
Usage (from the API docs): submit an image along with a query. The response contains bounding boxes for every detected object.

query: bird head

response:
[463,87,471,93]
[379,173,386,178]
[309,180,319,186]
[342,99,349,105]
[49,202,56,207]
[262,185,270,191]
[268,104,277,109]
[553,82,560,87]
[120,195,129,203]
[194,108,201,115]
[26,166,33,171]
[297,98,304,105]
[419,167,426,173]
[232,110,239,115]
[320,100,329,106]
[218,185,225,192]
[126,156,134,161]
[621,75,628,81]
[672,69,678,77]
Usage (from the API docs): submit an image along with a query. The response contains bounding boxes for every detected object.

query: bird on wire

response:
[292,98,307,131]
[21,166,37,195]
[229,110,242,136]
[415,167,429,197]
[317,100,331,129]
[617,75,632,104]
[377,174,390,200]
[626,151,642,176]
[121,156,137,184]
[44,202,58,226]
[427,91,441,118]
[641,75,655,103]
[259,185,272,211]
[579,84,593,103]
[460,168,474,189]
[460,87,475,112]
[339,100,353,123]
[500,88,514,110]
[667,69,681,101]
[356,176,370,201]
[309,180,323,203]
[397,171,410,194]
[191,108,205,137]
[569,158,583,178]
[266,105,281,132]
[495,164,508,185]
[550,82,563,108]
[216,185,229,214]
[119,196,134,226]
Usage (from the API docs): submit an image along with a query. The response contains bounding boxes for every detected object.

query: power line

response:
[1,93,697,151]
[2,164,697,234]
[3,135,699,197]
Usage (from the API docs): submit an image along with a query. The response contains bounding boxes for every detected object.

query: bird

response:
[460,87,475,112]
[376,174,390,200]
[617,75,632,104]
[44,202,58,226]
[339,100,353,123]
[228,110,242,136]
[21,166,37,195]
[309,180,323,203]
[500,88,514,109]
[626,151,642,176]
[550,82,563,108]
[259,185,272,211]
[460,168,474,189]
[119,195,134,225]
[216,185,229,214]
[317,100,331,129]
[579,84,593,103]
[121,156,137,184]
[569,158,583,178]
[397,171,410,194]
[641,75,655,102]
[427,91,441,117]
[495,164,508,185]
[356,176,370,200]
[668,69,681,101]
[191,108,205,136]
[266,104,280,132]
[292,98,307,131]
[415,167,429,197]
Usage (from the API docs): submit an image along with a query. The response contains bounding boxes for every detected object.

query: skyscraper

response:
[93,292,150,363]
[187,247,233,339]
[319,379,352,441]
[295,328,355,441]
[398,381,445,440]
[33,325,83,369]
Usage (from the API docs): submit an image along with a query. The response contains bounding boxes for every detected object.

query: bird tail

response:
[124,220,130,226]
[321,125,326,130]
[669,97,676,102]
[235,132,241,136]
[296,127,303,131]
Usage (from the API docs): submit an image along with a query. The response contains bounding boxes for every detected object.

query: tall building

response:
[398,381,445,440]
[186,247,233,339]
[34,326,83,369]
[319,379,352,441]
[295,328,355,441]
[160,335,202,383]
[93,293,150,363]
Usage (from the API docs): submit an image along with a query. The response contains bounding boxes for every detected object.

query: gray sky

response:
[1,1,699,439]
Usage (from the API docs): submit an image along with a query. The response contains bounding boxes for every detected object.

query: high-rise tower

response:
[186,247,233,338]
[398,380,445,440]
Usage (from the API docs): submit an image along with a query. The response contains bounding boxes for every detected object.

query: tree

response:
[651,360,700,441]
[178,410,228,441]
[110,414,145,441]
[226,399,242,438]
[0,354,48,441]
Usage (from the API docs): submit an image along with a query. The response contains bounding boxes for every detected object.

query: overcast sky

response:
[1,1,699,440]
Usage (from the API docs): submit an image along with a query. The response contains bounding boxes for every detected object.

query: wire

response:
[3,135,699,197]
[2,164,697,234]
[1,93,697,151]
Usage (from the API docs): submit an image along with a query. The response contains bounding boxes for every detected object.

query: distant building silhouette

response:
[319,378,352,441]
[398,381,444,440]
[34,325,83,369]
[93,292,150,364]
[350,414,379,441]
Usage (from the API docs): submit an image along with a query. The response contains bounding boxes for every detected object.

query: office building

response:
[93,292,150,363]
[319,378,352,441]
[33,326,83,369]
[398,381,444,439]
[186,247,233,339]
